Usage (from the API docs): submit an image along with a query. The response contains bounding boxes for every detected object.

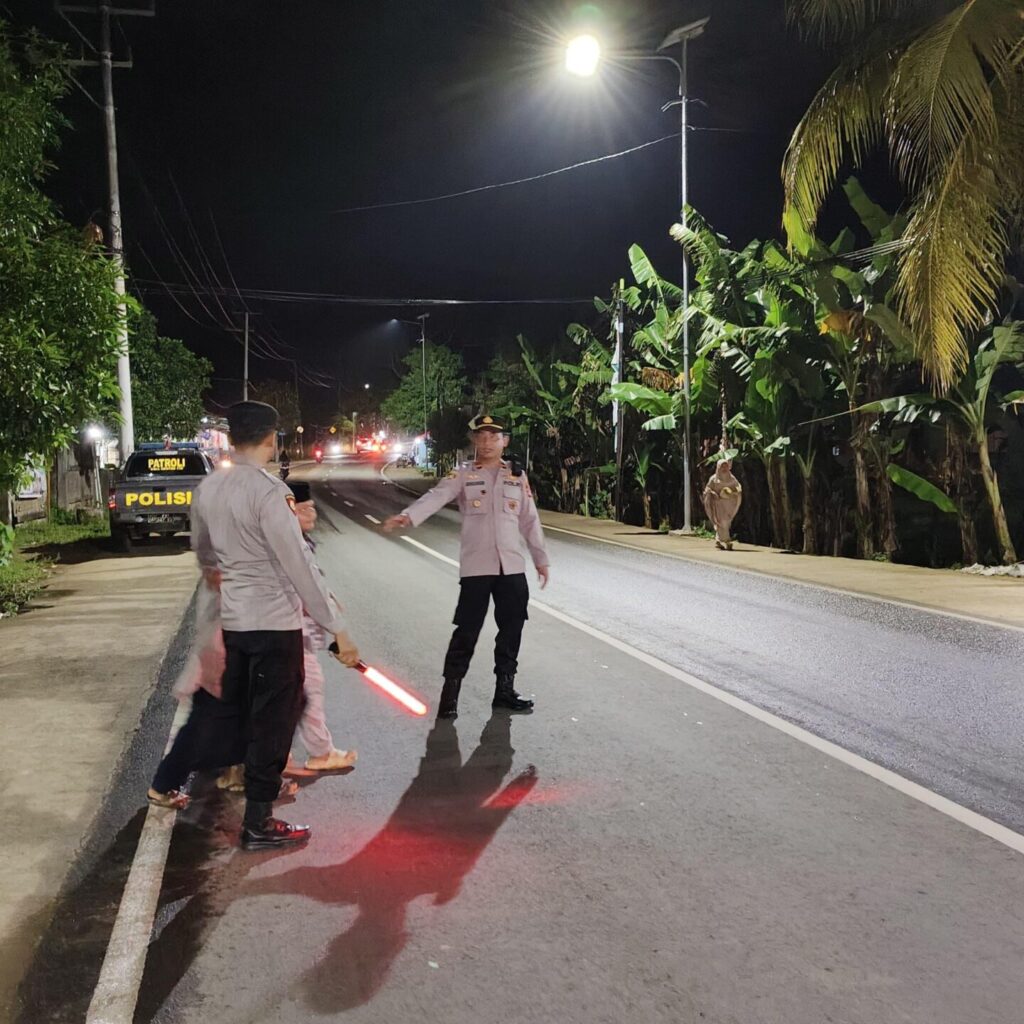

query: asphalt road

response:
[85,458,1024,1022]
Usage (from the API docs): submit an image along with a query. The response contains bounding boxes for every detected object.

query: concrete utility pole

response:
[58,2,156,461]
[417,314,430,437]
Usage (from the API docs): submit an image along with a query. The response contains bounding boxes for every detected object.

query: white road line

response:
[343,500,354,508]
[364,514,381,525]
[541,523,1024,636]
[85,700,190,1024]
[398,534,1024,855]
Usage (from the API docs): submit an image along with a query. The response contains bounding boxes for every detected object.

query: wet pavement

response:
[18,456,1024,1023]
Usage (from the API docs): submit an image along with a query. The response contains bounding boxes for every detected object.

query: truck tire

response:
[110,523,133,553]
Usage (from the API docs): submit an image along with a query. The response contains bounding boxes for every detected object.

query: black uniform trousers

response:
[220,628,306,822]
[442,572,529,680]
[151,687,245,795]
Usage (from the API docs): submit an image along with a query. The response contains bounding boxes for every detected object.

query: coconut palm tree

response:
[782,0,1024,390]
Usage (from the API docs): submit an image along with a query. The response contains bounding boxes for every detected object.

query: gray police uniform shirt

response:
[190,455,345,634]
[402,460,549,577]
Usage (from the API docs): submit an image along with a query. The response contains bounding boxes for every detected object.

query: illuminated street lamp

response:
[85,425,105,506]
[565,33,601,76]
[564,17,709,533]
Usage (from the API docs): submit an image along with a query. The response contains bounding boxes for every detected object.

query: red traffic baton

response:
[329,644,428,717]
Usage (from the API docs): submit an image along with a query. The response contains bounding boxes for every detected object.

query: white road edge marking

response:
[364,513,381,525]
[541,523,1024,636]
[399,534,1024,856]
[343,500,354,508]
[85,700,190,1024]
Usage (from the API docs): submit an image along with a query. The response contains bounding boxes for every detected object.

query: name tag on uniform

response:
[465,480,485,487]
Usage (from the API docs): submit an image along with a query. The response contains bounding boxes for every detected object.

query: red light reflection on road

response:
[242,713,536,1011]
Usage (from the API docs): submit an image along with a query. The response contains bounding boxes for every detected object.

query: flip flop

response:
[147,788,190,810]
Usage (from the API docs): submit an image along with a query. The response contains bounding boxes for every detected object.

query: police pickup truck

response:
[108,442,215,549]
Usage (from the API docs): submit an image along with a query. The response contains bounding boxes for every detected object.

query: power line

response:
[134,282,594,306]
[329,133,681,215]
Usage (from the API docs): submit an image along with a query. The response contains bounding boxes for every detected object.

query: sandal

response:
[216,764,246,793]
[147,787,190,810]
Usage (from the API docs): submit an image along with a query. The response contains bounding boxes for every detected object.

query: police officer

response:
[383,414,550,720]
[190,401,360,850]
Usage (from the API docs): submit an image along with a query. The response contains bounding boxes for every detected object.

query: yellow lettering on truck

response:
[147,457,186,472]
[120,490,192,508]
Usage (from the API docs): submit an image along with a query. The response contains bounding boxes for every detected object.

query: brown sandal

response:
[147,787,190,810]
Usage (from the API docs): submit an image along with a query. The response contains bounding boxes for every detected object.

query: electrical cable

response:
[329,133,681,215]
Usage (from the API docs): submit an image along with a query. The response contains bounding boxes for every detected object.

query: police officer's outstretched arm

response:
[258,487,360,666]
[383,470,462,531]
[518,472,550,589]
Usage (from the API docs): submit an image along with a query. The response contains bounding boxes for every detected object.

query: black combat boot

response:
[492,674,534,713]
[437,677,463,720]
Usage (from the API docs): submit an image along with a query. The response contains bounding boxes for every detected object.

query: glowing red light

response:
[359,662,427,716]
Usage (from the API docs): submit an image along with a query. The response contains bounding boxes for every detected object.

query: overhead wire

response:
[329,133,681,215]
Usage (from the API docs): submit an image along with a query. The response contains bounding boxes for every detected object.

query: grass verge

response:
[0,558,50,617]
[0,515,109,617]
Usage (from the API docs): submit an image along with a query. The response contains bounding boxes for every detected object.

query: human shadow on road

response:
[248,710,538,1013]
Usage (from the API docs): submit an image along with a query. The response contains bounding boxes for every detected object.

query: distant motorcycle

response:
[279,459,291,481]
[313,447,324,464]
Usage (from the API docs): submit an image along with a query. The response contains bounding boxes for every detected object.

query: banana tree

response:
[780,179,918,558]
[631,443,661,529]
[857,323,1024,564]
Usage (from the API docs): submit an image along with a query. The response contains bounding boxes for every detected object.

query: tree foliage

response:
[103,309,212,440]
[0,25,123,559]
[381,341,468,434]
[782,0,1024,389]
[249,379,301,433]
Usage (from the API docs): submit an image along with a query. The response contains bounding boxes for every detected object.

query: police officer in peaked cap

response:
[384,413,550,719]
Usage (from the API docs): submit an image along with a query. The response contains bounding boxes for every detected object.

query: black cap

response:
[468,413,505,433]
[287,481,311,503]
[226,401,278,446]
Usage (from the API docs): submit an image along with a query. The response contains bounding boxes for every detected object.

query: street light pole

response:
[659,18,709,533]
[613,280,625,522]
[566,18,708,533]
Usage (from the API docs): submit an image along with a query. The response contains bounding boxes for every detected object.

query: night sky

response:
[6,1,835,422]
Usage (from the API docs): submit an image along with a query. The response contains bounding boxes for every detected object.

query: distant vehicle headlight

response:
[329,442,342,456]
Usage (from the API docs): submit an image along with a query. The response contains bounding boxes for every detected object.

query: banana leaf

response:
[606,382,673,416]
[886,464,956,515]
